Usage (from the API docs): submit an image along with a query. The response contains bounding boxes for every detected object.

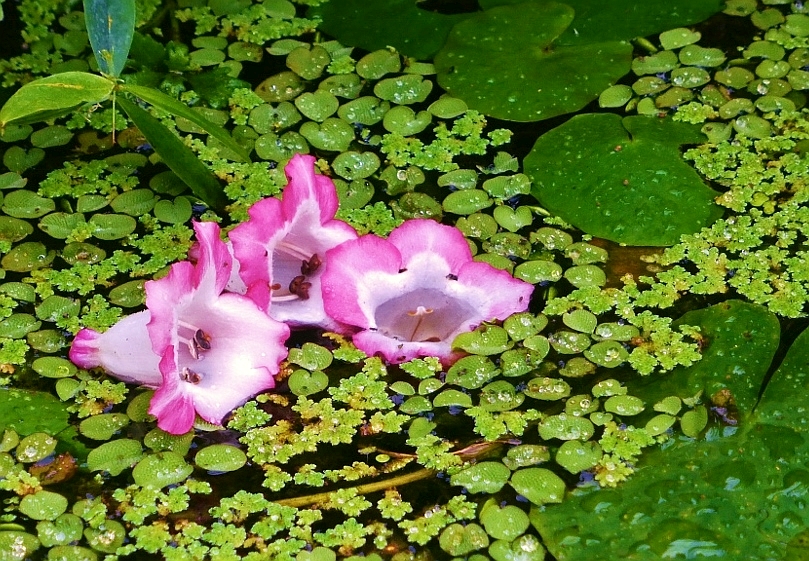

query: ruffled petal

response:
[388,219,472,273]
[145,260,195,357]
[230,156,357,328]
[68,311,162,386]
[322,234,403,328]
[456,261,534,319]
[281,153,340,223]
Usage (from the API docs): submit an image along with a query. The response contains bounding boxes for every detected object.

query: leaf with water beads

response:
[480,499,531,541]
[331,151,380,180]
[489,534,547,561]
[556,440,602,473]
[538,414,595,441]
[19,490,68,521]
[288,369,330,396]
[450,461,511,494]
[300,119,355,152]
[382,106,432,135]
[439,523,490,557]
[36,513,84,547]
[453,325,512,355]
[79,413,129,440]
[32,357,77,380]
[0,313,41,338]
[524,377,571,401]
[195,444,247,472]
[509,467,565,505]
[86,438,143,476]
[374,75,433,105]
[445,356,500,389]
[84,519,126,553]
[132,451,193,488]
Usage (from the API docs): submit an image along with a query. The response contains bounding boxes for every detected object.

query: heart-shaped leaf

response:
[435,2,631,122]
[300,118,354,151]
[524,114,722,245]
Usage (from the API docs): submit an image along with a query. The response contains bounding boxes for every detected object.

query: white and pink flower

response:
[320,219,533,365]
[70,221,289,435]
[230,154,357,330]
[145,221,289,434]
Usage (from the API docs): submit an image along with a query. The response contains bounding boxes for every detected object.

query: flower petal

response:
[322,234,403,328]
[230,156,357,328]
[68,311,162,386]
[388,219,473,273]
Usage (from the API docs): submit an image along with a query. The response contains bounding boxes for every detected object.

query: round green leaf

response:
[88,214,137,240]
[38,213,86,239]
[435,2,632,122]
[132,451,193,488]
[480,502,531,541]
[195,444,247,472]
[338,96,390,125]
[556,440,602,473]
[86,439,143,476]
[19,491,68,521]
[332,151,380,180]
[288,369,329,396]
[78,413,129,441]
[299,118,354,152]
[294,91,339,122]
[450,461,511,494]
[2,190,55,219]
[538,414,595,441]
[510,467,565,505]
[373,74,433,105]
[153,196,193,224]
[32,357,77,380]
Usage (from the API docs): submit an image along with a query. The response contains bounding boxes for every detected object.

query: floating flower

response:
[69,311,162,387]
[230,154,357,330]
[146,221,290,434]
[321,219,533,364]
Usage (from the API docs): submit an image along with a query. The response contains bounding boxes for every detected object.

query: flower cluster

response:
[70,155,533,434]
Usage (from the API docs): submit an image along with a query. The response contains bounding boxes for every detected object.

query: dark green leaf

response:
[83,0,136,77]
[122,85,251,162]
[524,114,722,245]
[117,97,227,212]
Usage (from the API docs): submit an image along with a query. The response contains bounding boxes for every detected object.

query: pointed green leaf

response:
[0,72,114,128]
[122,84,251,162]
[83,0,136,77]
[117,97,227,212]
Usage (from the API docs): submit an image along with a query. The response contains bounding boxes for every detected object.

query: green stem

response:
[275,468,435,508]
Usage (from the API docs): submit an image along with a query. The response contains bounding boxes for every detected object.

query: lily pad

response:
[450,461,511,494]
[524,114,722,245]
[435,2,632,122]
[309,0,469,60]
[531,301,802,561]
[194,444,247,472]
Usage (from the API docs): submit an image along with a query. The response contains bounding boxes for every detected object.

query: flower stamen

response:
[177,321,212,360]
[277,241,313,261]
[289,275,312,300]
[301,254,321,275]
[180,367,203,384]
[407,306,434,341]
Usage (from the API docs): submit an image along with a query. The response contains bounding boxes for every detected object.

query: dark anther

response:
[289,275,312,300]
[194,329,212,351]
[180,367,203,384]
[399,268,408,273]
[301,253,322,275]
[446,274,458,280]
[270,283,282,291]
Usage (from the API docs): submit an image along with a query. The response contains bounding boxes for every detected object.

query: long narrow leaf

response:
[0,72,115,128]
[84,0,136,77]
[122,84,252,162]
[117,97,228,213]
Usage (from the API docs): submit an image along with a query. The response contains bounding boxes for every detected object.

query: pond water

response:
[1,1,809,560]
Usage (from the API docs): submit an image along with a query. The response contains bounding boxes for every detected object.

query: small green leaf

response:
[450,461,511,493]
[86,438,143,476]
[195,444,247,472]
[132,451,193,488]
[510,467,565,505]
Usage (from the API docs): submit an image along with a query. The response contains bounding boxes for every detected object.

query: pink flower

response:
[69,311,162,387]
[145,221,290,434]
[321,219,533,364]
[230,154,357,330]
